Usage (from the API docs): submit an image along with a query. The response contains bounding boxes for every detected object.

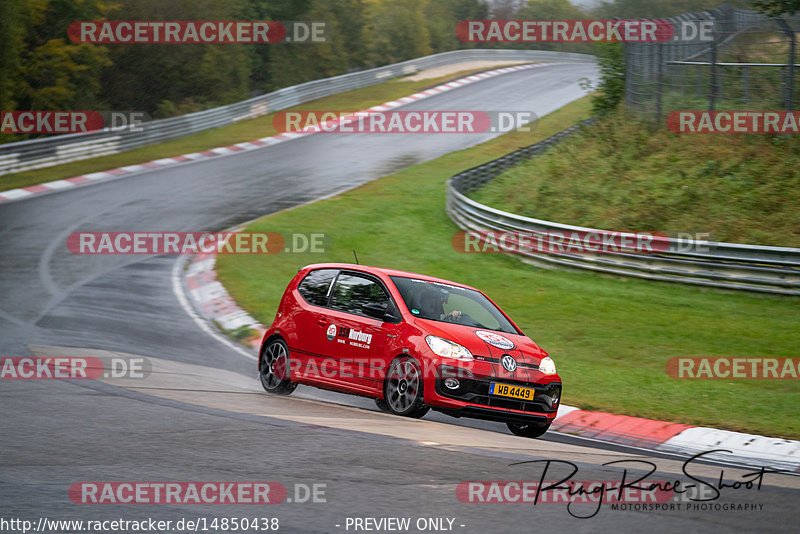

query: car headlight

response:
[539,356,557,375]
[425,335,473,361]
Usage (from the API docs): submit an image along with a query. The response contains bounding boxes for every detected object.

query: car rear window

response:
[297,269,337,306]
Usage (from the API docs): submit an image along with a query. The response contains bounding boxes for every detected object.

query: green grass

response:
[472,111,800,246]
[215,96,800,439]
[0,63,527,191]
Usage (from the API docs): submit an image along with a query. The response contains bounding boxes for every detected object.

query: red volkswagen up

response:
[258,264,561,438]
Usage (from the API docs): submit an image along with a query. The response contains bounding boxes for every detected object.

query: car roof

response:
[300,263,474,290]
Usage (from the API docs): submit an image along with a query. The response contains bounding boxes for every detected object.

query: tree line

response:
[0,0,765,132]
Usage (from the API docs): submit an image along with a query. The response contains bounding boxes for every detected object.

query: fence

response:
[625,4,800,120]
[446,122,800,296]
[0,49,594,177]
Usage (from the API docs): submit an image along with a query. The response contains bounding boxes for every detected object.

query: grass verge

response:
[472,111,800,246]
[1,64,527,191]
[216,96,800,439]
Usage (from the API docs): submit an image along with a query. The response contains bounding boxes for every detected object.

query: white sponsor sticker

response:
[476,330,515,350]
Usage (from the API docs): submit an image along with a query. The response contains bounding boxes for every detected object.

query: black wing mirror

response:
[362,301,401,323]
[361,302,388,320]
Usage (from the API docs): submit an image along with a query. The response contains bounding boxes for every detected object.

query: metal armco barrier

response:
[446,122,800,296]
[0,49,594,176]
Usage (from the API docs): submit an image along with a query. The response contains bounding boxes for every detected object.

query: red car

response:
[258,264,561,438]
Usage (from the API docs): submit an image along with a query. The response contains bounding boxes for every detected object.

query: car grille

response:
[435,366,561,414]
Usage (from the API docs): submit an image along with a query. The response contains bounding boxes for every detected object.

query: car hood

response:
[414,318,548,363]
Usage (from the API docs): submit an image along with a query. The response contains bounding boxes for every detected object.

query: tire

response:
[383,356,429,418]
[374,398,391,412]
[259,338,297,395]
[507,421,551,439]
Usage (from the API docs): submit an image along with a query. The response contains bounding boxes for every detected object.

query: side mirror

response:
[362,302,401,322]
[361,302,388,320]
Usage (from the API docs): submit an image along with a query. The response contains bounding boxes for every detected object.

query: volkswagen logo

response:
[500,354,517,372]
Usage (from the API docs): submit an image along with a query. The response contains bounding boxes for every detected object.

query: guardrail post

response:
[776,18,795,111]
[624,43,633,108]
[656,44,664,123]
[709,39,718,111]
[743,66,749,103]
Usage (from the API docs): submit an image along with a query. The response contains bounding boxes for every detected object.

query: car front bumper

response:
[425,364,562,424]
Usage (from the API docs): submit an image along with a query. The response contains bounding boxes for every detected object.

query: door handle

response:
[317,319,327,326]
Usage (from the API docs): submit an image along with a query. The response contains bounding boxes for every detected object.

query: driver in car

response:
[420,288,461,322]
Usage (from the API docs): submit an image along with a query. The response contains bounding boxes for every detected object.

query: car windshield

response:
[390,276,519,335]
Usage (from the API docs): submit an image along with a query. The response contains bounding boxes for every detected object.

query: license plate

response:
[489,382,536,401]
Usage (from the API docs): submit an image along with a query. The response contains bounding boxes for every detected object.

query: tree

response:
[518,0,589,52]
[425,0,488,53]
[99,0,253,116]
[7,0,112,112]
[752,0,800,16]
[0,0,40,112]
[590,0,752,18]
[266,0,354,89]
[365,0,433,66]
[590,43,625,116]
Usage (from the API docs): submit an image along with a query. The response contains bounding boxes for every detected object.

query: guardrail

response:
[0,49,594,176]
[446,122,800,296]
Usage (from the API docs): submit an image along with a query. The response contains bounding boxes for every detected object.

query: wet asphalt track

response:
[2,63,799,532]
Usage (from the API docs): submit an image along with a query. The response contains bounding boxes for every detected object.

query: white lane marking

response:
[171,255,257,361]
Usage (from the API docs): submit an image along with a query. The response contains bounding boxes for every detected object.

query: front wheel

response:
[507,421,551,439]
[259,339,297,395]
[383,356,429,418]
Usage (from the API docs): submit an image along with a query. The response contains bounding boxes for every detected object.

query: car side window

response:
[329,273,389,316]
[297,269,337,307]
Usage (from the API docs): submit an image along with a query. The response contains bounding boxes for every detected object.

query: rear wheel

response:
[507,421,550,439]
[383,356,429,418]
[259,339,297,395]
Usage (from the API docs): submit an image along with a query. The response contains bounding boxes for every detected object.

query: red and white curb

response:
[183,249,800,472]
[185,251,265,350]
[552,407,800,471]
[0,62,558,204]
